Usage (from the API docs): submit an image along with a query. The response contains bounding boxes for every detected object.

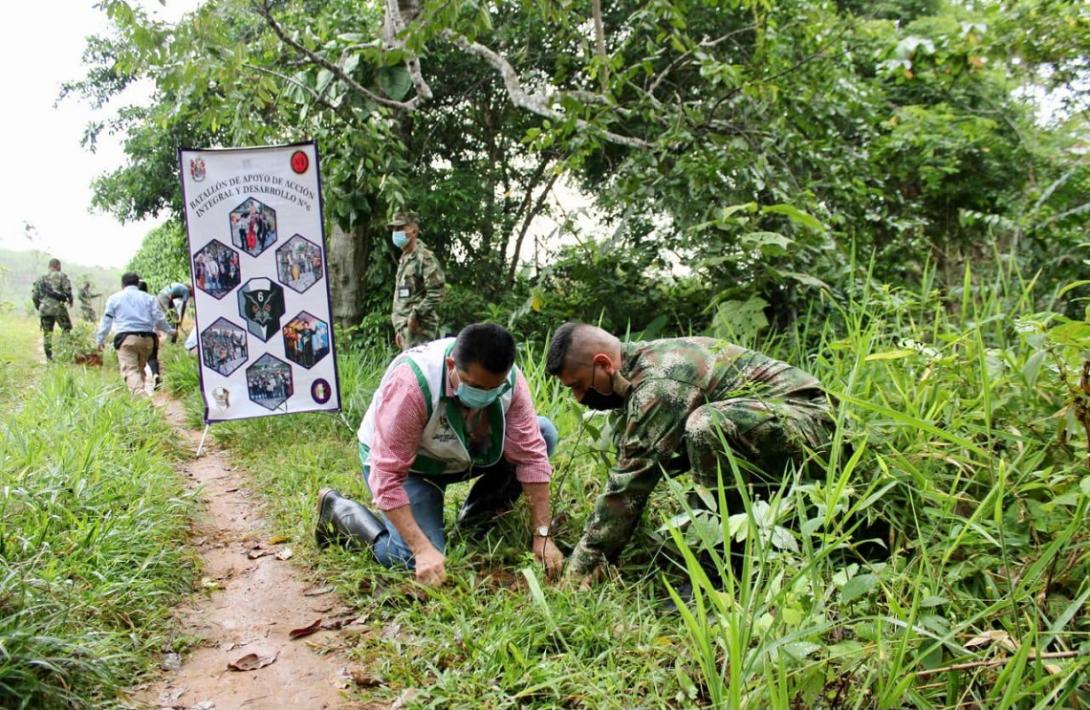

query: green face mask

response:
[454,380,511,409]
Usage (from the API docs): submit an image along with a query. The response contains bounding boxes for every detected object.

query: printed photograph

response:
[229,197,278,257]
[282,311,331,369]
[199,317,248,377]
[193,240,241,299]
[245,353,293,411]
[276,234,323,293]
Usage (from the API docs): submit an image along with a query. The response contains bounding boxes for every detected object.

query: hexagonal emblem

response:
[199,317,248,377]
[236,278,285,342]
[282,311,331,369]
[246,353,293,411]
[229,197,278,257]
[275,234,324,293]
[193,240,241,300]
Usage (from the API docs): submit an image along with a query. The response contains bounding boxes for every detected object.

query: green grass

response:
[161,260,1090,708]
[0,315,197,709]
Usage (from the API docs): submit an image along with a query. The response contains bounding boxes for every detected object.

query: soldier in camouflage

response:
[31,259,74,361]
[545,322,833,583]
[78,279,100,321]
[389,211,445,350]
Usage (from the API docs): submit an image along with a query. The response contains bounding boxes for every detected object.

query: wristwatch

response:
[533,525,551,538]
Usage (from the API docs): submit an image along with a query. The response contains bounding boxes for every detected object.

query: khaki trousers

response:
[117,335,155,396]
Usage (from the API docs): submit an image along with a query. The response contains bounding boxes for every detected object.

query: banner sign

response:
[179,142,340,422]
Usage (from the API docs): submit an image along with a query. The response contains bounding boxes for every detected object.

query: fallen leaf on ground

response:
[191,702,216,710]
[289,618,324,640]
[199,577,219,590]
[268,534,290,545]
[965,630,1018,651]
[227,650,279,672]
[390,689,419,710]
[321,615,358,631]
[247,549,271,560]
[275,547,293,561]
[347,666,384,688]
[161,652,182,672]
[310,601,336,613]
[302,584,334,597]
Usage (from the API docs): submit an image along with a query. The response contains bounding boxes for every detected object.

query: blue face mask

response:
[454,380,510,410]
[392,231,409,249]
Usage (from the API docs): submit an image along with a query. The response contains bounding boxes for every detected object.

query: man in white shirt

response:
[96,272,175,396]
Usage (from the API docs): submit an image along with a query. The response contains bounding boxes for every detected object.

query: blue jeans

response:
[361,415,557,569]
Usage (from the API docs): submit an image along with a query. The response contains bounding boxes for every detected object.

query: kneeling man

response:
[317,323,563,585]
[546,323,834,585]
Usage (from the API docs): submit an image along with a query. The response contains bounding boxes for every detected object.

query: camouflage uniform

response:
[78,282,100,321]
[31,270,74,361]
[568,337,834,577]
[391,240,445,349]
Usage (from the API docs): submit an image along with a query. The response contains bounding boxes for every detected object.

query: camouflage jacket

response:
[32,271,73,317]
[391,240,445,337]
[78,283,99,304]
[568,337,826,576]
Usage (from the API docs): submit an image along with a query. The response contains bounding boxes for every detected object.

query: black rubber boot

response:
[315,488,388,550]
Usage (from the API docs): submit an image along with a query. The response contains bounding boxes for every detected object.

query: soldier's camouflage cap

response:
[387,211,419,228]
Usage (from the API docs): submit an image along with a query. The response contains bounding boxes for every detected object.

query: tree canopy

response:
[67,0,1089,336]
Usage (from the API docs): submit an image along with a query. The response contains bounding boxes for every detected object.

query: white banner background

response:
[179,142,341,422]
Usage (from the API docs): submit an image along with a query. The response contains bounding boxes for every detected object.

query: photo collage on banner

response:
[179,142,340,422]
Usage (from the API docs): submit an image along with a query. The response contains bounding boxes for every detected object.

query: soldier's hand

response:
[414,546,447,587]
[563,563,604,590]
[533,537,565,580]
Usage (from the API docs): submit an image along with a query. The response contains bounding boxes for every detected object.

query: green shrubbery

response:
[0,319,196,708]
[158,260,1090,706]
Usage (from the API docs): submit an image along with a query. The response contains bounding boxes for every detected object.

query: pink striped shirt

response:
[367,365,552,510]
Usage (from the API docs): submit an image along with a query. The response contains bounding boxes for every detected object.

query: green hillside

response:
[0,248,121,317]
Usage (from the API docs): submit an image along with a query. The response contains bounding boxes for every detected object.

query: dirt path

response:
[130,397,365,710]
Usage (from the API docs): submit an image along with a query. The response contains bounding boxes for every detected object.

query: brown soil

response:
[127,397,368,710]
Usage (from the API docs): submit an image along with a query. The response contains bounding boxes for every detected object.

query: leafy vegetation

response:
[157,257,1090,707]
[0,317,196,708]
[73,0,1090,334]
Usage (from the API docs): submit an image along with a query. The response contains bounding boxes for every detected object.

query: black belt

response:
[113,331,156,350]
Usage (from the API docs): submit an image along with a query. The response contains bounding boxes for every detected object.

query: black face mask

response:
[579,363,626,411]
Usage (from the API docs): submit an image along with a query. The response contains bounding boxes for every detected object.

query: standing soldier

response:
[544,322,835,586]
[78,278,100,321]
[31,258,74,362]
[389,211,445,350]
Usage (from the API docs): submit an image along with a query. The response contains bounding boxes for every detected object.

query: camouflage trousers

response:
[80,304,95,321]
[396,323,438,351]
[683,390,833,493]
[40,312,73,360]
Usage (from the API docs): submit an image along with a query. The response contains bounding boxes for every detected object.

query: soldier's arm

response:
[94,296,116,346]
[150,298,174,336]
[411,254,445,320]
[31,279,41,310]
[567,386,691,578]
[61,276,73,304]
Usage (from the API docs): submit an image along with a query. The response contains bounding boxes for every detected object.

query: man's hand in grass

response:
[533,536,565,579]
[414,545,447,586]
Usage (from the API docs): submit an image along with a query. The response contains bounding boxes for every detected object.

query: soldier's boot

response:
[456,467,522,538]
[315,488,388,550]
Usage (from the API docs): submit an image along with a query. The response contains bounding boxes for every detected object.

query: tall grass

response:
[0,316,196,709]
[662,261,1090,707]
[162,261,1090,707]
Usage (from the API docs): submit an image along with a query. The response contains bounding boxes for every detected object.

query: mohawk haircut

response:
[546,322,584,376]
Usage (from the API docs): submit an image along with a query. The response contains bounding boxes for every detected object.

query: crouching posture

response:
[546,323,834,585]
[317,323,563,585]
